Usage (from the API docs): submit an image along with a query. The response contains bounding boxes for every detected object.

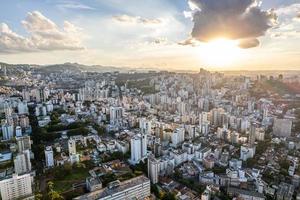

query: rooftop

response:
[74,175,150,200]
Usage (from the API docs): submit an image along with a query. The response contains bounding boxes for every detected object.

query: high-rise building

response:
[15,126,22,137]
[19,115,30,128]
[141,134,147,157]
[2,123,14,140]
[171,128,185,147]
[248,123,256,147]
[148,155,160,184]
[17,101,29,115]
[109,106,123,125]
[139,118,152,134]
[0,173,33,200]
[130,135,141,164]
[16,136,32,152]
[45,146,54,167]
[14,150,31,175]
[130,134,147,164]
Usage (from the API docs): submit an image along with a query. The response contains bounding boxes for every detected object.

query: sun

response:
[198,38,242,67]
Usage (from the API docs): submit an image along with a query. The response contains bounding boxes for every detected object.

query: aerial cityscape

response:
[0,0,300,200]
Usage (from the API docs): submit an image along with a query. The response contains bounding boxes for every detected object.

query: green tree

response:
[34,193,43,200]
[161,192,176,200]
[47,181,64,200]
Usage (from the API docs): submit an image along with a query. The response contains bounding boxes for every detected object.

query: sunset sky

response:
[0,0,299,70]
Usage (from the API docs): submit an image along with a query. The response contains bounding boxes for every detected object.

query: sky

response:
[0,0,299,71]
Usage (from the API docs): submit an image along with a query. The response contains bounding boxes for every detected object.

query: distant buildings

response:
[273,118,292,137]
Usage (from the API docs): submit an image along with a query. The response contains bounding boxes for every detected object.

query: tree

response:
[151,184,161,199]
[47,181,64,200]
[34,193,43,200]
[161,192,176,200]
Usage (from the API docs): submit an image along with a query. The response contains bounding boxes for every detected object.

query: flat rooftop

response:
[74,175,150,200]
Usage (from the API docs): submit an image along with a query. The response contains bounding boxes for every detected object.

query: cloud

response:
[238,38,259,48]
[268,4,300,39]
[185,0,277,48]
[177,38,199,47]
[113,14,162,25]
[0,11,84,53]
[57,2,94,10]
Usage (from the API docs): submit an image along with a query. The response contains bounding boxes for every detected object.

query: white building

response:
[74,176,150,200]
[45,146,54,167]
[109,106,123,125]
[171,128,185,147]
[14,150,32,175]
[130,134,147,164]
[139,118,152,135]
[148,155,160,184]
[68,139,76,156]
[0,173,33,200]
[240,145,255,161]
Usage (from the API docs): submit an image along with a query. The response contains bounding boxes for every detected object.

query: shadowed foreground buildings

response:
[74,175,150,200]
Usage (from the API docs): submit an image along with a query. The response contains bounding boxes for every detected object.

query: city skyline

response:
[0,0,299,70]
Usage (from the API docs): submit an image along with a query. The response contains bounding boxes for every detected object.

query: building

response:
[171,128,185,147]
[109,106,123,125]
[2,124,14,140]
[74,176,150,200]
[17,101,29,115]
[273,118,292,137]
[86,177,102,192]
[277,182,294,200]
[16,136,32,153]
[240,145,255,161]
[45,146,54,167]
[15,126,22,137]
[227,187,265,200]
[0,173,33,200]
[19,115,30,128]
[248,123,256,147]
[148,155,160,184]
[14,150,32,175]
[130,134,147,164]
[68,139,76,155]
[139,118,152,134]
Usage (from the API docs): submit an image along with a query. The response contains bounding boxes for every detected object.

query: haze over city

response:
[0,0,299,70]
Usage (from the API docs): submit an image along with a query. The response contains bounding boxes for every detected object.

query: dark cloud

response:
[238,38,259,48]
[187,0,277,48]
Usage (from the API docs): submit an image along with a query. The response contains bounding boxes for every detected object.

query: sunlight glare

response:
[199,38,242,67]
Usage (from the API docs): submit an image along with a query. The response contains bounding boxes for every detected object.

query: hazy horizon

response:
[0,0,300,70]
